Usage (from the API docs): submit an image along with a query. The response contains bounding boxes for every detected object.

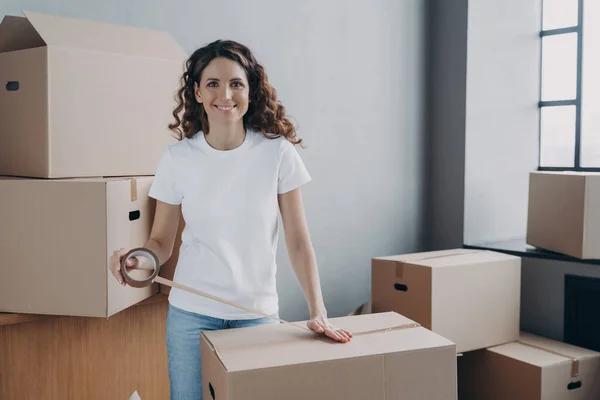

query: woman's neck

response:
[205,123,246,151]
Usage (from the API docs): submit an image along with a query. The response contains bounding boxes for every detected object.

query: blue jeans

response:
[166,303,279,400]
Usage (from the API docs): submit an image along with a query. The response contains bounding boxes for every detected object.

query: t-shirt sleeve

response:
[278,141,312,194]
[148,147,183,205]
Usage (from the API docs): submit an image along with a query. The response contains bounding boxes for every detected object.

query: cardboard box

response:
[0,11,184,178]
[458,332,600,400]
[0,176,158,317]
[1,295,170,399]
[372,249,521,353]
[201,312,457,400]
[527,171,600,259]
[348,299,371,316]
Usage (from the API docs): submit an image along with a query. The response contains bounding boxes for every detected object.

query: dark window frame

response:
[538,0,600,172]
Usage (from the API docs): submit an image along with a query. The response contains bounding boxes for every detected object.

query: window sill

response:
[463,238,600,265]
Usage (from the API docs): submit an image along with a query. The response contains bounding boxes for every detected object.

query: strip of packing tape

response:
[396,262,404,280]
[394,250,485,280]
[517,340,580,379]
[121,248,422,337]
[130,178,137,202]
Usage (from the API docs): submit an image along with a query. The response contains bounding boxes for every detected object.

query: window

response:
[539,0,600,170]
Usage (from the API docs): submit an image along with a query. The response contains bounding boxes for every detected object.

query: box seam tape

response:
[517,340,581,379]
[395,261,404,280]
[130,178,137,202]
[582,176,589,256]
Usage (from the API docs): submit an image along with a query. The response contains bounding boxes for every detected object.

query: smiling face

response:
[194,57,250,128]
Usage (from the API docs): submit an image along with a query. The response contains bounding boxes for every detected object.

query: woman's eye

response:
[207,82,217,87]
[232,82,243,88]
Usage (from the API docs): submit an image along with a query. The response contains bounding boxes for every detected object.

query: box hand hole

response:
[394,283,408,292]
[6,81,19,91]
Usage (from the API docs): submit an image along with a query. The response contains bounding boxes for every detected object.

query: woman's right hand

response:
[109,248,139,286]
[109,201,182,286]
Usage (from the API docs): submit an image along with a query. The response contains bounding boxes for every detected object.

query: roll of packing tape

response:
[120,247,160,288]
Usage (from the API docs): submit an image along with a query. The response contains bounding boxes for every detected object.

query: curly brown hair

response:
[169,40,302,146]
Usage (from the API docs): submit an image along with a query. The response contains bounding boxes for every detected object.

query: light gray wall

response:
[0,0,429,321]
[463,0,541,245]
[521,257,600,341]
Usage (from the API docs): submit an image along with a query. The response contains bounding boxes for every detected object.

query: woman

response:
[109,39,352,399]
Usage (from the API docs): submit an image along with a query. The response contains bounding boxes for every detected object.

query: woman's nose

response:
[220,86,232,100]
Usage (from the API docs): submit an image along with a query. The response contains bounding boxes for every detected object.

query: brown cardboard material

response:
[372,249,521,353]
[527,171,600,259]
[0,11,185,178]
[458,332,600,400]
[0,176,158,317]
[348,299,372,316]
[201,312,458,400]
[0,295,170,399]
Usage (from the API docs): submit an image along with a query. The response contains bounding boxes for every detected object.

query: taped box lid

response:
[201,311,455,372]
[374,248,519,269]
[489,332,599,372]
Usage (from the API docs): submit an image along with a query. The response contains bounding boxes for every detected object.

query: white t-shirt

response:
[148,129,311,319]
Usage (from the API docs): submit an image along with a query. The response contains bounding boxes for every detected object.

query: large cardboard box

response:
[458,332,600,400]
[0,11,184,178]
[0,295,170,400]
[201,312,458,400]
[0,177,158,317]
[527,171,600,259]
[372,249,521,353]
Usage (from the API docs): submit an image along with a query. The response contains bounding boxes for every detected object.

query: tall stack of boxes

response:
[0,11,186,317]
[367,248,600,399]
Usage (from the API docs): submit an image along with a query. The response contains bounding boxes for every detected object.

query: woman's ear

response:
[193,82,202,103]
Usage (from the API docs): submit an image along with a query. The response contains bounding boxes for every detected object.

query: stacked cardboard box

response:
[371,248,521,353]
[0,11,186,317]
[527,171,600,260]
[458,332,600,399]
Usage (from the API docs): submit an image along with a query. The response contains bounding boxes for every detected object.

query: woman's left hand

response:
[307,314,353,343]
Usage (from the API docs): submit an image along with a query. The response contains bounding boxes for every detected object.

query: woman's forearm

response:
[287,240,327,318]
[142,237,173,267]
